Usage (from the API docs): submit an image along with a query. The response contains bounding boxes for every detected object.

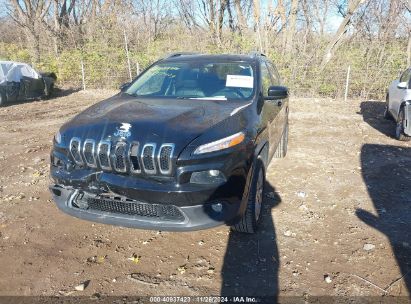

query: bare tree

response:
[234,0,247,35]
[8,0,52,63]
[285,0,298,54]
[320,0,367,69]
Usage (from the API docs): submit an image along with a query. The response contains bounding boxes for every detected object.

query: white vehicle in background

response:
[385,67,411,141]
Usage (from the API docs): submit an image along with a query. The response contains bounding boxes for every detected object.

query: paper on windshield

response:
[226,75,253,88]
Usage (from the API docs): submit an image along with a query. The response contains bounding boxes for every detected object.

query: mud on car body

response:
[49,53,289,233]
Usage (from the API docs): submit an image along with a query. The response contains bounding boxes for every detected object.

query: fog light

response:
[211,202,223,212]
[190,170,226,184]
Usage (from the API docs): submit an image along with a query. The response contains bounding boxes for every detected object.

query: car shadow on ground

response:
[356,144,411,295]
[53,87,81,97]
[221,181,280,301]
[359,101,396,138]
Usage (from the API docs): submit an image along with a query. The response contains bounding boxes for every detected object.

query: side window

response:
[267,62,281,85]
[261,62,273,97]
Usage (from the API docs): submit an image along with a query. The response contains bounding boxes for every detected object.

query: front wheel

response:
[395,107,411,141]
[231,161,265,234]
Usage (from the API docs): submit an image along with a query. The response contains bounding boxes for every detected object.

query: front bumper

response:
[49,142,252,231]
[50,184,243,231]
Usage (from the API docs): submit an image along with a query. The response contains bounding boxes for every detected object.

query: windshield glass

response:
[125,61,255,101]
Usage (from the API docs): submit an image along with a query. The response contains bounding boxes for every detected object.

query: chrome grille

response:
[129,142,141,173]
[83,139,96,167]
[69,138,83,165]
[113,142,127,172]
[97,141,111,170]
[158,144,174,175]
[69,138,174,175]
[141,143,156,174]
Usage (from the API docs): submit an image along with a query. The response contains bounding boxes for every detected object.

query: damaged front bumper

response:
[50,184,242,231]
[49,163,248,231]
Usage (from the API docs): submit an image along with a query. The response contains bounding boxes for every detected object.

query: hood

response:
[60,94,251,152]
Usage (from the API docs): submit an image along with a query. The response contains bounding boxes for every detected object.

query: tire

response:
[0,92,7,107]
[274,120,289,158]
[231,160,265,234]
[395,107,411,141]
[384,94,393,120]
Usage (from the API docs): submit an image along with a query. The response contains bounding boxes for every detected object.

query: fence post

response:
[344,65,351,102]
[80,59,86,91]
[123,28,132,82]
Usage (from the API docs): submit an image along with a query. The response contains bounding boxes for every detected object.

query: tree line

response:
[1,0,411,98]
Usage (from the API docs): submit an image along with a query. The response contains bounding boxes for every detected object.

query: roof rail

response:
[248,51,266,58]
[162,52,201,60]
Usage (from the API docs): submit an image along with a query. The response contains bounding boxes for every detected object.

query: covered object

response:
[0,61,40,84]
[0,60,56,106]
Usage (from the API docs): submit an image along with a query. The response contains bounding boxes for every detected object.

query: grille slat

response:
[113,142,127,172]
[97,141,111,170]
[129,143,141,173]
[83,197,185,222]
[141,144,157,174]
[158,144,174,175]
[83,140,96,167]
[69,138,83,165]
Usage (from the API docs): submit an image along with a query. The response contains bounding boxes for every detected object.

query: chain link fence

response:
[60,57,400,101]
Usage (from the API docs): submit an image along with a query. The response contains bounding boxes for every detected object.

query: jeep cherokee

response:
[49,53,289,233]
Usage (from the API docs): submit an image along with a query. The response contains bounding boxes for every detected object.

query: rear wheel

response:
[231,161,265,234]
[395,107,411,141]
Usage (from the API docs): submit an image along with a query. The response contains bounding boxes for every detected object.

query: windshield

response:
[125,61,255,101]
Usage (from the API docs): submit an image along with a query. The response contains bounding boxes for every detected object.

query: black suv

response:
[49,53,289,233]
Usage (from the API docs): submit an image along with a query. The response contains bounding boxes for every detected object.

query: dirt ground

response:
[0,90,410,301]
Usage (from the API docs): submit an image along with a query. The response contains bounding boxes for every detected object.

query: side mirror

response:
[397,82,408,90]
[266,85,289,99]
[119,82,131,91]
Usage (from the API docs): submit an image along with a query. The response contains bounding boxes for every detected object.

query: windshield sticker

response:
[114,123,132,138]
[226,75,254,88]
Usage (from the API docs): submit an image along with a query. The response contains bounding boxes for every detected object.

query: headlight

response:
[190,170,226,184]
[193,132,245,154]
[54,130,62,144]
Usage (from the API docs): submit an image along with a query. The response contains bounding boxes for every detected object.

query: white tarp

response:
[0,61,40,85]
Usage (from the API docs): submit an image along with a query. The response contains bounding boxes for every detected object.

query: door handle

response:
[277,100,282,106]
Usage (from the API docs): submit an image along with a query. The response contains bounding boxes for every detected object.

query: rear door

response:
[266,61,287,138]
[260,61,280,158]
